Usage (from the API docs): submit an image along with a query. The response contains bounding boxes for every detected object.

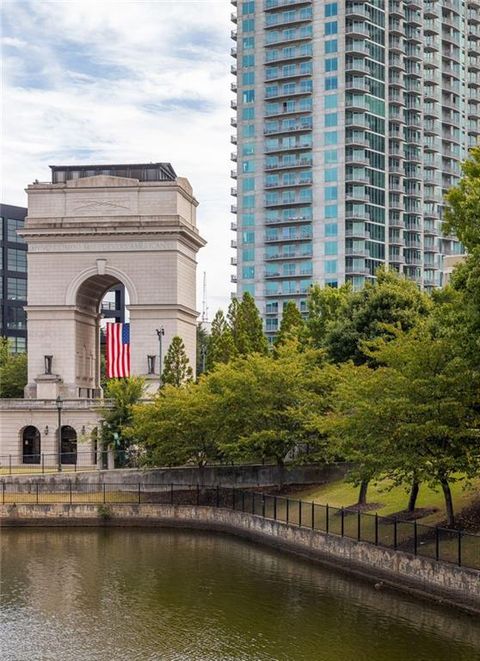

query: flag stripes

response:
[106,322,130,378]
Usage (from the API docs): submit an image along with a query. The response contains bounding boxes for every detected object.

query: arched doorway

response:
[61,426,77,464]
[22,426,41,464]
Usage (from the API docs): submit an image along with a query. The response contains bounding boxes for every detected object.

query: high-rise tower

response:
[231,0,479,338]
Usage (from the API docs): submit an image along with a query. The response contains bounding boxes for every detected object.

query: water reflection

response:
[1,528,479,661]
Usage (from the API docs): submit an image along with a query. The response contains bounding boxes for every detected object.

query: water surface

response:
[1,528,479,661]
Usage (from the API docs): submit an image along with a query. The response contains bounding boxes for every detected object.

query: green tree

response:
[161,336,193,387]
[229,293,269,356]
[325,268,431,364]
[320,328,480,525]
[0,338,27,398]
[274,301,304,348]
[443,146,480,251]
[196,323,210,377]
[130,381,220,467]
[205,310,236,371]
[304,283,351,349]
[100,376,145,466]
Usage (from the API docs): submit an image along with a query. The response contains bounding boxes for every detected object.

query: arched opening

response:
[60,426,77,464]
[22,426,41,464]
[73,274,130,396]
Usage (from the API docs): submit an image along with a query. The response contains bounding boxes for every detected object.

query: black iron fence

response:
[1,482,479,572]
[0,451,106,474]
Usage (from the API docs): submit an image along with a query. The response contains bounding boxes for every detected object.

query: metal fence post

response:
[262,494,266,518]
[36,483,39,505]
[69,480,73,505]
[252,492,255,515]
[171,483,174,506]
[357,510,361,541]
[341,507,344,537]
[242,490,245,512]
[326,504,329,534]
[138,483,141,505]
[196,484,200,506]
[394,517,397,550]
[435,526,439,561]
[103,483,106,504]
[41,454,45,474]
[74,455,77,473]
[232,487,235,510]
[9,455,11,475]
[286,498,289,524]
[375,514,378,546]
[298,500,301,527]
[413,521,418,556]
[311,501,314,530]
[273,495,277,521]
[216,485,220,508]
[458,530,462,567]
[2,482,5,505]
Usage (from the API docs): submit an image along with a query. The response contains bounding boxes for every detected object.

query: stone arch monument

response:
[0,163,206,467]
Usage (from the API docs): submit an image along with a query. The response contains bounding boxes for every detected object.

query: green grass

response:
[292,476,480,527]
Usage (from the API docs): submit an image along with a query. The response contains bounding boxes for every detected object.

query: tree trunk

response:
[440,476,455,528]
[357,480,369,506]
[407,479,420,513]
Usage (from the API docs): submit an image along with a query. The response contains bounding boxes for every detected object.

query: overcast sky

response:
[1,0,233,316]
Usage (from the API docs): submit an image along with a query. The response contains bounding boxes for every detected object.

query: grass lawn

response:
[292,475,480,527]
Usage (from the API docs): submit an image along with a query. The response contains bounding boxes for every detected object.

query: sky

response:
[1,0,234,315]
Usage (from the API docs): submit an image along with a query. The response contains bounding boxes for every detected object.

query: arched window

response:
[60,426,77,465]
[22,426,41,464]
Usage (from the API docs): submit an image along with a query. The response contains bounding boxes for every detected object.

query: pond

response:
[1,528,479,661]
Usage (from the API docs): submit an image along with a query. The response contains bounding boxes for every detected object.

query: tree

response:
[196,323,210,377]
[320,327,480,524]
[443,146,480,252]
[324,268,431,364]
[229,293,269,356]
[304,283,351,349]
[0,338,27,398]
[100,377,145,467]
[205,310,236,371]
[274,301,304,348]
[161,336,193,387]
[129,381,220,467]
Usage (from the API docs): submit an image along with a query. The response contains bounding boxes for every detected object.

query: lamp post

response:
[56,395,63,472]
[156,327,165,386]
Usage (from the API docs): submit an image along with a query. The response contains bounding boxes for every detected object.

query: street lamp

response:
[56,395,63,472]
[156,327,165,386]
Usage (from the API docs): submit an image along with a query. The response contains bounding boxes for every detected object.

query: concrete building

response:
[0,163,205,467]
[230,0,479,337]
[0,203,28,352]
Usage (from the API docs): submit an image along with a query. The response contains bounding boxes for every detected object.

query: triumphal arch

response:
[0,163,205,468]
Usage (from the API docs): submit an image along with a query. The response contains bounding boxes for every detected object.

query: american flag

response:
[106,322,130,378]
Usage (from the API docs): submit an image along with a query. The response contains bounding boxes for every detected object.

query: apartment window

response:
[243,72,255,86]
[325,131,338,145]
[266,318,278,332]
[243,1,255,14]
[325,204,338,218]
[325,3,338,17]
[325,223,338,237]
[7,218,25,243]
[243,248,255,261]
[243,284,255,296]
[243,37,254,49]
[242,213,255,227]
[243,178,255,192]
[325,241,338,256]
[243,124,255,138]
[7,248,27,272]
[243,18,255,32]
[325,260,338,274]
[325,21,338,35]
[325,187,338,201]
[325,77,338,91]
[325,58,338,72]
[242,107,255,120]
[325,94,338,110]
[243,89,255,104]
[242,265,255,279]
[7,277,27,300]
[266,301,278,314]
[325,113,337,127]
[325,149,338,164]
[325,40,338,54]
[242,194,255,208]
[243,54,255,67]
[242,160,255,173]
[243,143,255,156]
[325,168,338,183]
[242,231,255,244]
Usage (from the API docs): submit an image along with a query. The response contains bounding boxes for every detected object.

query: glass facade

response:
[231,0,477,336]
[0,205,28,351]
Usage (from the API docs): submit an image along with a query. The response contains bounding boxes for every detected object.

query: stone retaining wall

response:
[1,502,478,615]
[0,462,349,489]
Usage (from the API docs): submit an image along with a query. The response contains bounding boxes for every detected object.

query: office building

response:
[0,204,28,352]
[231,0,480,336]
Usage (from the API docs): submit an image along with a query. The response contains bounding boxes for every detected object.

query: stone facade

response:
[0,166,205,463]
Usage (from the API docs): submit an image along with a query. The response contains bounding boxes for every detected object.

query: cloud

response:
[1,0,235,314]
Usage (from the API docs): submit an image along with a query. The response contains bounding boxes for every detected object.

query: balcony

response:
[265,233,313,243]
[264,121,313,136]
[230,99,237,110]
[265,86,313,101]
[265,141,312,154]
[230,256,237,266]
[230,274,237,283]
[231,46,237,58]
[231,221,237,231]
[231,187,237,197]
[265,157,312,171]
[231,12,237,24]
[265,251,313,261]
[231,239,237,249]
[231,205,237,214]
[230,135,237,145]
[231,29,237,41]
[265,213,312,225]
[265,0,312,9]
[231,169,237,179]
